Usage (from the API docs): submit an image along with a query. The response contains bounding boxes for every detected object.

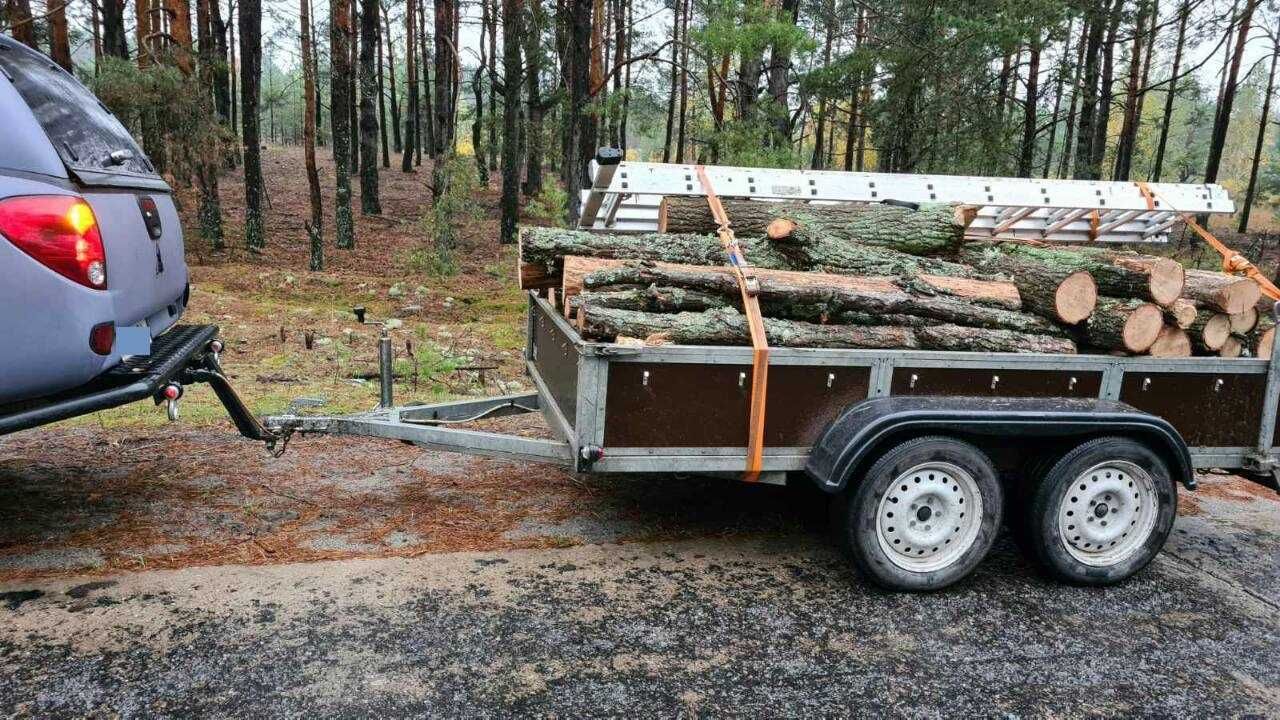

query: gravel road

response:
[0,470,1276,718]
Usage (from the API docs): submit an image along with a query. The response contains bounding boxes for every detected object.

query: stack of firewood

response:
[517,198,1272,357]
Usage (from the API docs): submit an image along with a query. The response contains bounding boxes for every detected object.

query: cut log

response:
[1148,325,1192,357]
[766,222,975,277]
[1188,311,1232,352]
[658,197,973,250]
[1182,269,1262,314]
[578,305,1076,353]
[959,244,1097,323]
[568,286,732,314]
[576,261,1063,336]
[1228,306,1259,334]
[1162,298,1198,329]
[518,227,790,289]
[562,255,1022,311]
[1219,335,1244,358]
[963,242,1183,306]
[1254,318,1276,359]
[1075,298,1164,353]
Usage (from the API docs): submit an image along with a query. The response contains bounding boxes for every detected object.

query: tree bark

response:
[499,0,523,245]
[401,0,417,172]
[382,3,401,155]
[49,0,72,70]
[661,0,679,162]
[301,0,323,270]
[1088,0,1123,176]
[962,242,1184,306]
[576,261,1060,336]
[1057,15,1088,178]
[5,0,35,48]
[578,306,1075,353]
[376,9,389,167]
[523,0,544,196]
[1112,0,1148,181]
[658,197,969,255]
[358,0,382,214]
[101,0,129,58]
[331,0,355,247]
[238,0,265,249]
[1073,4,1106,179]
[1017,32,1042,178]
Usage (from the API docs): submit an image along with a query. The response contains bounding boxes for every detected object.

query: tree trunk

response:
[1205,0,1259,185]
[1182,269,1263,313]
[661,0,679,162]
[101,0,129,58]
[1239,30,1278,233]
[376,11,389,168]
[401,0,416,172]
[1042,22,1069,178]
[658,197,969,253]
[1075,297,1164,353]
[358,0,381,214]
[523,0,544,196]
[194,0,224,249]
[499,0,523,245]
[5,0,35,48]
[49,0,72,70]
[1151,0,1188,182]
[239,0,265,250]
[578,306,1075,353]
[1057,16,1088,178]
[487,0,498,171]
[674,0,690,163]
[330,0,355,247]
[1112,0,1148,181]
[301,0,323,270]
[472,66,488,183]
[1088,0,1122,176]
[382,4,401,154]
[1073,8,1105,179]
[432,0,456,162]
[562,0,593,224]
[766,0,800,148]
[1017,33,1042,178]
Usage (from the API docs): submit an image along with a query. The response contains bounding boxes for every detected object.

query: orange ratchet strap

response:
[1135,181,1280,302]
[695,165,769,482]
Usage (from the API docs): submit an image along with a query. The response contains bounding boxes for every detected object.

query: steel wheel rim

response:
[875,461,984,573]
[1057,460,1158,567]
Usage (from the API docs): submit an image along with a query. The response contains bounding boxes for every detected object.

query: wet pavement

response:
[0,467,1275,717]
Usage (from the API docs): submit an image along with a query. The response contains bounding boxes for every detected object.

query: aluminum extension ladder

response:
[576,151,1235,244]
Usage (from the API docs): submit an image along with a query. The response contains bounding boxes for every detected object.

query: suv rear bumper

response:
[0,324,220,435]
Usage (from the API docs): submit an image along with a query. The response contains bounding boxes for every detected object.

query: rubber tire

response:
[835,435,1004,592]
[1027,436,1177,586]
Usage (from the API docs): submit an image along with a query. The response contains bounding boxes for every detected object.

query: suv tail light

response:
[0,195,107,289]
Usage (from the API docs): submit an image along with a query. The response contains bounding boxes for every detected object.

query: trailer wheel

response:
[837,436,1003,591]
[1028,436,1177,585]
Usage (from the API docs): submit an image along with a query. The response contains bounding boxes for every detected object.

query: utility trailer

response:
[244,158,1280,592]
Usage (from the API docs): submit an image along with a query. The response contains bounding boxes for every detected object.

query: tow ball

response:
[158,382,183,421]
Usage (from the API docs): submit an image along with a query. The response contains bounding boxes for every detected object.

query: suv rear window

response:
[0,37,157,180]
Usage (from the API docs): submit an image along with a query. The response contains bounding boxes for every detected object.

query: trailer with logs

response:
[248,156,1280,593]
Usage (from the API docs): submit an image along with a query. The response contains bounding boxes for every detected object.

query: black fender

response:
[805,396,1194,494]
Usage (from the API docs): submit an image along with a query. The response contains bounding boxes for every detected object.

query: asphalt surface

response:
[0,474,1277,718]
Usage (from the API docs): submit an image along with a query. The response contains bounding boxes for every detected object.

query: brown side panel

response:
[891,368,1102,398]
[603,363,870,448]
[1119,372,1266,448]
[530,306,578,428]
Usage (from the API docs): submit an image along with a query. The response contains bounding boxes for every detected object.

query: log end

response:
[1229,307,1259,334]
[1165,298,1198,329]
[1122,302,1166,353]
[1223,278,1264,314]
[1055,270,1098,325]
[1200,313,1232,351]
[1147,258,1186,306]
[765,217,798,241]
[1148,325,1192,357]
